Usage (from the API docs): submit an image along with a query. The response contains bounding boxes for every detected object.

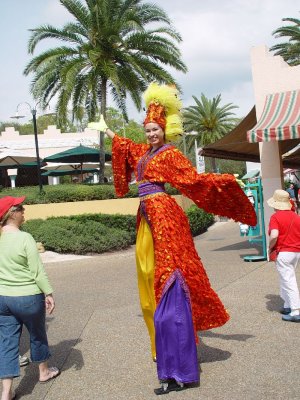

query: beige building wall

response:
[24,195,194,220]
[0,126,100,158]
[250,45,300,238]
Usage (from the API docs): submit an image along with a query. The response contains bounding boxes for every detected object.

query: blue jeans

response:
[0,294,51,378]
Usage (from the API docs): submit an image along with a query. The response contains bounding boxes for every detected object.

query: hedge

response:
[186,206,214,236]
[22,217,133,254]
[22,206,214,255]
[0,183,178,204]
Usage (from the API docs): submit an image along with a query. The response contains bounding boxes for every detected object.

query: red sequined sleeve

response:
[156,148,257,226]
[112,135,148,197]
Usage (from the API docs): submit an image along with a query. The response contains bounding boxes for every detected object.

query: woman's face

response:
[144,123,165,149]
[10,205,25,227]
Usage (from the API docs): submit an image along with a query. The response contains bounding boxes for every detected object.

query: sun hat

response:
[0,196,26,220]
[267,190,292,210]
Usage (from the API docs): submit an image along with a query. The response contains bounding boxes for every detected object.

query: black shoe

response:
[154,380,186,395]
[280,307,291,315]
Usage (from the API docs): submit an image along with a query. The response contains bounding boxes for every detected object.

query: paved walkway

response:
[10,221,300,399]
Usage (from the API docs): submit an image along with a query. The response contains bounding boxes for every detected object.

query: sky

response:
[0,0,299,126]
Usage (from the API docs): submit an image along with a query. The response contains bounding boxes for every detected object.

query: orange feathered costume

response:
[112,135,257,333]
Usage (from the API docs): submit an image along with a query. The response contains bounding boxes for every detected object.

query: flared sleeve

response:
[151,148,256,226]
[112,135,148,197]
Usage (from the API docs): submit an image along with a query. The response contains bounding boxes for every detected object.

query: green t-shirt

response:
[0,231,53,296]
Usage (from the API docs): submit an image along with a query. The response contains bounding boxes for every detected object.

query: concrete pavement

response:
[11,221,300,399]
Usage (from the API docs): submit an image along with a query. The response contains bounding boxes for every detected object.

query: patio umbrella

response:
[41,169,98,177]
[43,145,111,163]
[0,150,37,168]
[42,162,101,172]
[41,162,99,178]
[43,145,112,181]
[41,162,111,183]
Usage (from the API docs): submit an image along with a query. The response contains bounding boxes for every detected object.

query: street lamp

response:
[11,102,43,193]
[182,131,198,156]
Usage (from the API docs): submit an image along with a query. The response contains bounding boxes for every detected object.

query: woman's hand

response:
[88,115,115,139]
[45,294,55,314]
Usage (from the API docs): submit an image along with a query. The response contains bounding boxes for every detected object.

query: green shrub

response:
[68,214,136,242]
[0,183,178,204]
[22,217,133,254]
[22,205,214,254]
[186,205,214,236]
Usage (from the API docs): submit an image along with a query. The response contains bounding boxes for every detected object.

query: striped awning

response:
[247,90,300,143]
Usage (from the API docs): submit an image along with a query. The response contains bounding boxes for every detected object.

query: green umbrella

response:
[43,145,111,181]
[43,145,111,163]
[41,168,98,177]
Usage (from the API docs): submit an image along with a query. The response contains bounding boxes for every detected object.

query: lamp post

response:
[11,102,43,193]
[182,131,198,156]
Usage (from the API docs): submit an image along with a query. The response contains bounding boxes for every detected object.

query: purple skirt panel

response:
[154,270,199,383]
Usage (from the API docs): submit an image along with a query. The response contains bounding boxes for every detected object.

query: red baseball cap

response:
[0,196,26,219]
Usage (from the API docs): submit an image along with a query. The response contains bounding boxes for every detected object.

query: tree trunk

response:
[98,78,107,183]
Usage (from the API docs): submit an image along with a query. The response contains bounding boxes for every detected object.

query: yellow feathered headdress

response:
[143,82,183,142]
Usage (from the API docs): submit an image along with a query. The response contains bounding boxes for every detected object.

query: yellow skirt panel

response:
[135,217,156,359]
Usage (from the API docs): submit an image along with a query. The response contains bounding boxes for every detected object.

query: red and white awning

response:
[247,90,300,143]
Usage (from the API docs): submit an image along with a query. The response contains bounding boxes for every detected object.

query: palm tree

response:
[270,17,300,66]
[24,0,187,182]
[183,94,239,172]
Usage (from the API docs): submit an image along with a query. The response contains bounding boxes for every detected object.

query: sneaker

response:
[19,355,30,367]
[280,307,291,315]
[282,314,300,322]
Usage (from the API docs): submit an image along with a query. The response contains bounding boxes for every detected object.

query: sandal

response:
[154,380,186,395]
[39,367,60,383]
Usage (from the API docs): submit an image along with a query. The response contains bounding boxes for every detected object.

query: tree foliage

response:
[103,107,146,151]
[270,17,300,66]
[183,93,239,172]
[24,0,187,125]
[183,94,239,148]
[24,0,186,182]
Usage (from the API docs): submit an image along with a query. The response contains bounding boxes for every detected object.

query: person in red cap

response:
[0,196,59,400]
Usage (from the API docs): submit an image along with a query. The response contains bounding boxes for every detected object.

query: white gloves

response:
[88,114,108,132]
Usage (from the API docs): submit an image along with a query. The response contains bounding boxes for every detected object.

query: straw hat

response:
[267,190,292,210]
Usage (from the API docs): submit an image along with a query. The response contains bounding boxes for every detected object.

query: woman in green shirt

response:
[0,196,59,400]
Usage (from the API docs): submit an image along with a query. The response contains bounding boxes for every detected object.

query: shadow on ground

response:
[265,293,282,313]
[16,338,84,399]
[197,330,255,364]
[212,240,261,253]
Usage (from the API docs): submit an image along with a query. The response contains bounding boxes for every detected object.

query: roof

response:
[201,107,259,162]
[247,90,300,143]
[201,107,300,164]
[283,146,300,167]
[242,169,260,179]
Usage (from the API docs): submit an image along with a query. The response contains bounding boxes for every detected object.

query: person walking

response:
[268,189,300,322]
[90,83,256,394]
[0,196,59,400]
[286,182,298,213]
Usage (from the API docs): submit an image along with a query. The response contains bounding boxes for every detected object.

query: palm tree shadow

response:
[265,294,282,313]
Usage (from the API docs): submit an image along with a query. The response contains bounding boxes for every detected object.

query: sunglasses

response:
[11,205,25,212]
